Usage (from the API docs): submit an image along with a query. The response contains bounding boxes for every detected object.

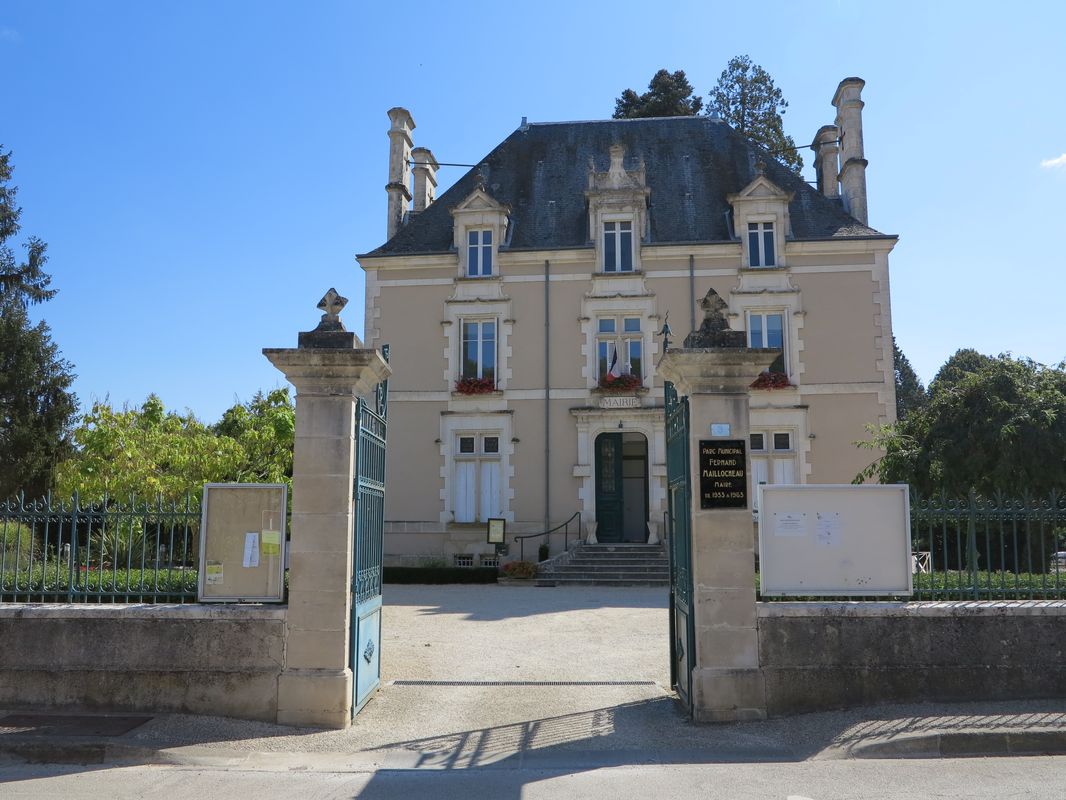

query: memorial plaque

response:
[699,440,748,509]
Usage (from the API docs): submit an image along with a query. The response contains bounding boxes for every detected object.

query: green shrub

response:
[1,565,197,600]
[502,560,538,579]
[538,542,550,562]
[1,521,36,565]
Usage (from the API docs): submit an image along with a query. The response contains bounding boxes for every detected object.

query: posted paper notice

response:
[816,513,842,548]
[261,530,281,556]
[206,561,224,585]
[243,532,260,568]
[773,512,807,537]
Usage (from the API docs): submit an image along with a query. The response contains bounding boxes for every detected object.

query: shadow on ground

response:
[381,583,669,621]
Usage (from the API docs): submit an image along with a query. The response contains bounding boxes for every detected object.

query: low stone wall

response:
[758,601,1066,716]
[0,604,287,722]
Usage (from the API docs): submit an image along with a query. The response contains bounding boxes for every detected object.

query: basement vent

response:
[480,555,499,568]
[453,554,475,568]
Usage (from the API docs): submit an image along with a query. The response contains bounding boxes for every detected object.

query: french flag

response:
[605,349,621,383]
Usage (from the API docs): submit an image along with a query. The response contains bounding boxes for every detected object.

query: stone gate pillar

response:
[263,290,391,728]
[658,291,776,722]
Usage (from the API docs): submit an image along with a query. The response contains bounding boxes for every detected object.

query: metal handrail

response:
[514,512,582,562]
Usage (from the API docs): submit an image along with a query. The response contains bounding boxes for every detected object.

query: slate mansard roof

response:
[363,115,885,258]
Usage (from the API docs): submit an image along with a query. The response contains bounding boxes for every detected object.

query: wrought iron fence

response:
[910,491,1066,601]
[0,493,200,603]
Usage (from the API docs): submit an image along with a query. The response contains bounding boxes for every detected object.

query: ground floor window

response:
[454,432,501,523]
[750,429,796,512]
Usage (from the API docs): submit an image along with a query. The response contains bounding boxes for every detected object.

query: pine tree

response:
[893,337,927,420]
[707,55,804,172]
[0,149,77,499]
[613,69,703,119]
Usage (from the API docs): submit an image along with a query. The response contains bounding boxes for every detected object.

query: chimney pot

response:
[411,147,439,214]
[831,78,869,225]
[385,107,416,239]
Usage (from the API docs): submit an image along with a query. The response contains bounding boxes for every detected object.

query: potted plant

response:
[750,371,793,390]
[597,373,643,393]
[455,376,496,395]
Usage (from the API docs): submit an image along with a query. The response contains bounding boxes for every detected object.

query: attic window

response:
[603,221,633,272]
[467,229,493,277]
[748,222,776,268]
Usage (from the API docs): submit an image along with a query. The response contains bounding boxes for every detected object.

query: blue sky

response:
[3,1,1064,422]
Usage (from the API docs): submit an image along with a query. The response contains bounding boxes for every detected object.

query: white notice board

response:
[758,484,911,597]
[198,483,287,602]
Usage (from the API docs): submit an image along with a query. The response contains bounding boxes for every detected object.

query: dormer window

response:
[748,222,776,267]
[467,229,493,276]
[603,221,633,272]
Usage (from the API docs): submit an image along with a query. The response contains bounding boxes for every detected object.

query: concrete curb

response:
[849,730,1066,759]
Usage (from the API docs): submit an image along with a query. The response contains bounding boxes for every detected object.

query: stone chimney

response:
[410,147,438,215]
[386,107,415,239]
[832,78,868,225]
[811,124,840,200]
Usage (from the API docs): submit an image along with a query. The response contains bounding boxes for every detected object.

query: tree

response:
[212,388,294,485]
[54,395,245,503]
[893,337,927,421]
[929,348,994,395]
[0,150,54,307]
[0,305,78,499]
[0,149,77,500]
[858,353,1066,497]
[55,390,296,503]
[613,69,703,119]
[707,55,803,172]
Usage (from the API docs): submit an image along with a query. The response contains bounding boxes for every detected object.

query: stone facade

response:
[359,78,896,564]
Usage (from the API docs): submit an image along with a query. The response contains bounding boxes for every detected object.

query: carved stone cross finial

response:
[317,288,347,323]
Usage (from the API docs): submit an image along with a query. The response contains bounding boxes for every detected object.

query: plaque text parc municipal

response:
[699,440,748,509]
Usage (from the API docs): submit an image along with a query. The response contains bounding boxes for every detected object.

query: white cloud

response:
[1041,153,1066,169]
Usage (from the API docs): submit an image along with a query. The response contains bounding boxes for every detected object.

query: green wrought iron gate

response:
[665,381,695,715]
[351,345,389,716]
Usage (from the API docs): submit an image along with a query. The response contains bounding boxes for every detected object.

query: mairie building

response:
[357,77,897,566]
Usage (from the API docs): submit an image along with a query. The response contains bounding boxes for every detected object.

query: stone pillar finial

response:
[295,288,362,350]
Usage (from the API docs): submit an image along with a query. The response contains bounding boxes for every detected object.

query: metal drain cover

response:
[0,713,152,737]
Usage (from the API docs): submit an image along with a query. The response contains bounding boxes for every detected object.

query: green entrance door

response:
[595,432,648,543]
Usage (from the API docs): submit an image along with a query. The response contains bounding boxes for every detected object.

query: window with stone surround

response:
[750,429,796,512]
[467,229,493,277]
[603,221,634,272]
[454,433,501,523]
[747,221,776,267]
[460,319,496,383]
[746,310,787,374]
[597,316,643,383]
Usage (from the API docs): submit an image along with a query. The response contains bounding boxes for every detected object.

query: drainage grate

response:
[0,713,153,737]
[390,680,658,687]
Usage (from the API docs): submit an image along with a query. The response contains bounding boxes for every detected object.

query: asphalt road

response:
[3,757,1066,799]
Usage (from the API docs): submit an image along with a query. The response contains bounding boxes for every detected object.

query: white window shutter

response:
[479,461,500,521]
[455,462,476,523]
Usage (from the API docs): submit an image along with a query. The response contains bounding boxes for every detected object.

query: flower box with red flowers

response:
[597,373,644,393]
[454,377,497,395]
[750,371,793,390]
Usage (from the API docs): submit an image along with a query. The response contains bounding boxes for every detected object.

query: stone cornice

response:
[657,348,778,395]
[263,348,392,397]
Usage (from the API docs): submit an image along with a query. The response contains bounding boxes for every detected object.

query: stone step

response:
[546,569,670,580]
[535,543,669,587]
[564,557,668,565]
[536,577,669,587]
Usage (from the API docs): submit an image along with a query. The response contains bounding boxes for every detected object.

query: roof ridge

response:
[526,115,721,127]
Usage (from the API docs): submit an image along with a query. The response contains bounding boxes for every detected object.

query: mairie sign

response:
[599,395,641,409]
